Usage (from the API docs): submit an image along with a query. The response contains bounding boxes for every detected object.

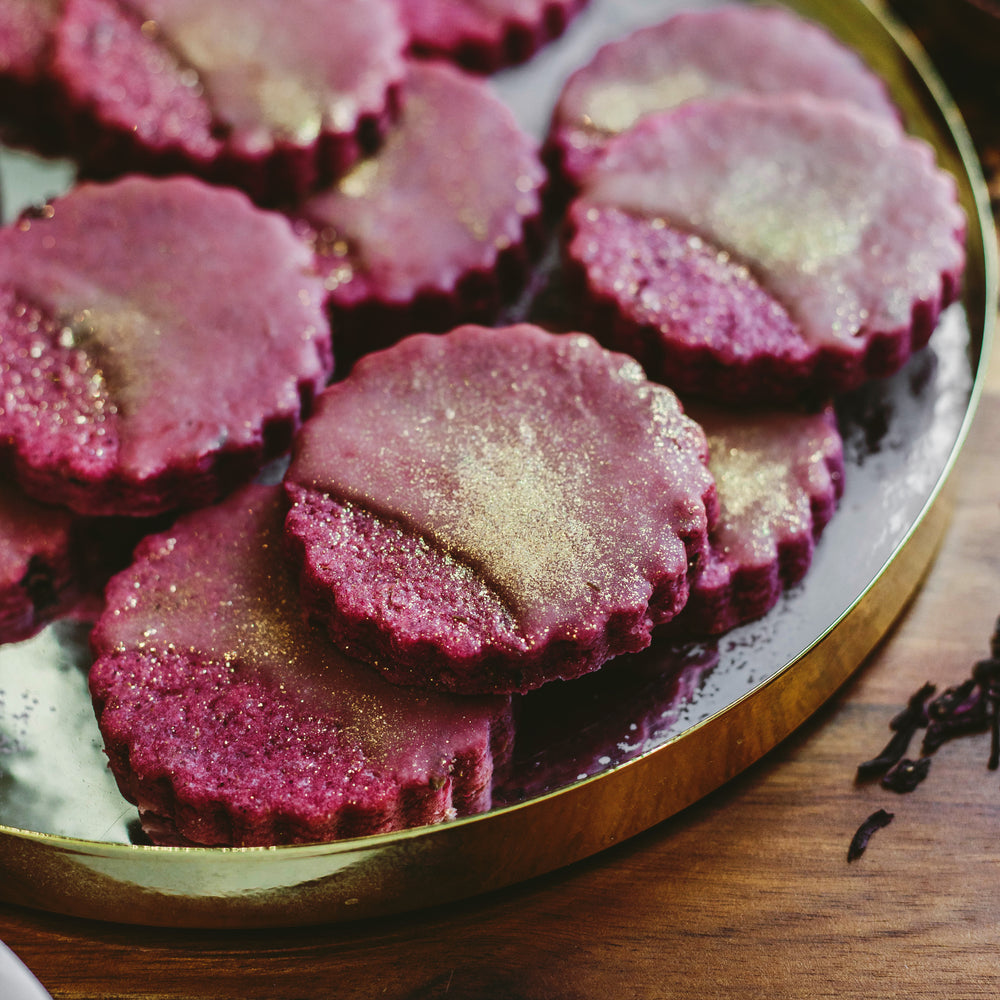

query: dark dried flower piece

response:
[922,717,987,754]
[922,678,990,754]
[847,808,894,862]
[890,681,936,731]
[920,711,990,756]
[857,728,916,781]
[989,707,1000,772]
[972,656,1000,690]
[989,615,1000,661]
[927,678,979,721]
[857,682,935,781]
[880,756,932,793]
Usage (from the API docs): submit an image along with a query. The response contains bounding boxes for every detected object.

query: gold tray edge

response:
[0,0,996,927]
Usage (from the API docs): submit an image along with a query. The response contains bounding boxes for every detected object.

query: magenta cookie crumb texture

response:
[291,60,546,365]
[89,484,513,847]
[670,402,845,637]
[546,3,899,189]
[0,174,332,517]
[394,0,589,73]
[0,479,78,644]
[284,323,717,695]
[567,92,966,404]
[50,0,406,201]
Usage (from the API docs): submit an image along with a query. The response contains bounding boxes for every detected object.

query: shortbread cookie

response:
[0,175,332,516]
[395,0,588,73]
[50,0,405,201]
[0,479,78,643]
[566,93,965,403]
[671,402,844,636]
[546,4,898,188]
[89,484,514,847]
[284,323,717,695]
[291,60,545,367]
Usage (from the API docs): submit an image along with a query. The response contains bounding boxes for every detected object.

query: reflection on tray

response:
[498,641,719,802]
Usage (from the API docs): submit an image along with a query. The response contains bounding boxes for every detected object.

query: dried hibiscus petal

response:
[889,681,935,731]
[922,678,989,753]
[880,757,932,793]
[847,808,894,862]
[856,681,934,780]
[856,728,917,781]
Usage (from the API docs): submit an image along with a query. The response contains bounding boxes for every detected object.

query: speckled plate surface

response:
[0,0,995,927]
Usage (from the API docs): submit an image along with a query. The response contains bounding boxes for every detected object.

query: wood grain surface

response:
[2,4,999,998]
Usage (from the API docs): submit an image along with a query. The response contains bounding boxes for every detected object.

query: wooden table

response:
[2,7,1000,999]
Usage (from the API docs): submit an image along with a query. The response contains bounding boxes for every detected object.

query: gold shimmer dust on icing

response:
[424,435,597,617]
[117,509,411,764]
[65,303,161,416]
[338,158,381,199]
[706,433,806,563]
[709,437,793,522]
[708,161,869,279]
[581,69,711,136]
[158,8,324,143]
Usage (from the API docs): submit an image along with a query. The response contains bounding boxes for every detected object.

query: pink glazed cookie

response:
[50,0,405,201]
[394,0,589,73]
[566,93,966,404]
[291,60,546,367]
[284,323,717,695]
[671,402,845,637]
[89,484,513,847]
[0,175,332,517]
[546,4,898,189]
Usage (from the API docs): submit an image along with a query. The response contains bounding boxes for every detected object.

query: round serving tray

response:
[0,0,996,928]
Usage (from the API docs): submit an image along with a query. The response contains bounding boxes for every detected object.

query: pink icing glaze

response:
[578,93,965,359]
[50,0,405,197]
[673,402,845,636]
[89,484,511,843]
[547,4,899,187]
[286,324,715,645]
[125,0,405,153]
[295,59,544,311]
[0,175,332,514]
